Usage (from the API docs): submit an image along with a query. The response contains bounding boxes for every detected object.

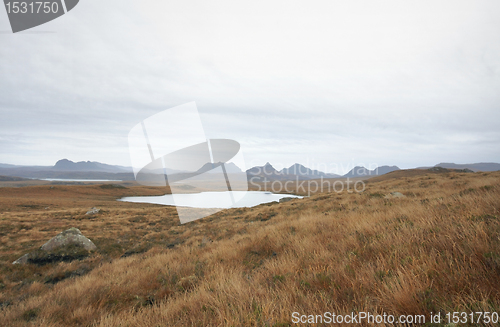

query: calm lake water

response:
[119,191,302,209]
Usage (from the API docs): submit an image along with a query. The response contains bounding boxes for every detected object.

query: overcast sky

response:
[1,0,499,174]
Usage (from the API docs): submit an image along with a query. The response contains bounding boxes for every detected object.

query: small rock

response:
[279,197,294,203]
[86,207,100,215]
[385,192,405,199]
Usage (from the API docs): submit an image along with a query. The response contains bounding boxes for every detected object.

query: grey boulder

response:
[13,228,96,265]
[384,192,405,199]
[86,207,100,215]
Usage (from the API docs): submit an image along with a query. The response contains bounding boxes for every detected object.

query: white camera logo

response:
[128,102,248,224]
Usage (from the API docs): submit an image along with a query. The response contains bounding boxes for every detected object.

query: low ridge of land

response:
[0,170,499,326]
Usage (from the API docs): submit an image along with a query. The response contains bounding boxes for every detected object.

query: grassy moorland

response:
[0,171,499,326]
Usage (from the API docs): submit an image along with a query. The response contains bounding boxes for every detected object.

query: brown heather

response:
[0,171,499,326]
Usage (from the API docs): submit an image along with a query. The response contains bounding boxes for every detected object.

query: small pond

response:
[118,191,302,209]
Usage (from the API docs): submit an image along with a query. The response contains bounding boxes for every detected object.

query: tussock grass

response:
[0,171,499,326]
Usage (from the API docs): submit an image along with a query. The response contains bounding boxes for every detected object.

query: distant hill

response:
[247,163,340,181]
[0,175,29,181]
[54,159,130,173]
[367,167,474,183]
[0,163,18,168]
[0,159,135,181]
[343,165,400,178]
[1,159,498,183]
[154,162,246,184]
[246,163,287,181]
[282,163,340,179]
[201,162,242,174]
[0,159,245,182]
[0,159,130,174]
[432,162,500,172]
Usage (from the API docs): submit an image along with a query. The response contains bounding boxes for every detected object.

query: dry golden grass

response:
[0,171,499,326]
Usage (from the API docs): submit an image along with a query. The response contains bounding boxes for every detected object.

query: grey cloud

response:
[1,0,499,169]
